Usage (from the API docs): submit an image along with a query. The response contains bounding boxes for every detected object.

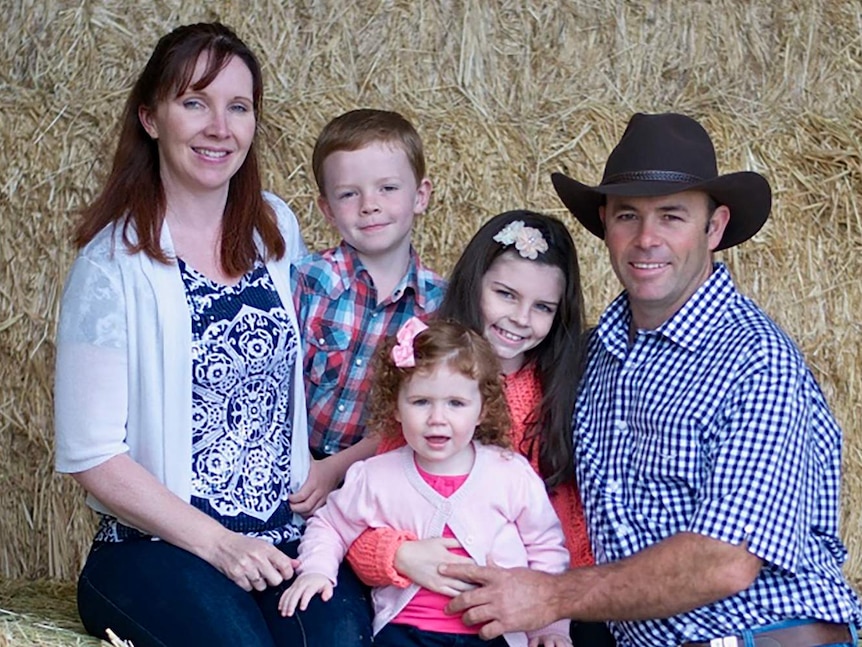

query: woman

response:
[54,23,371,647]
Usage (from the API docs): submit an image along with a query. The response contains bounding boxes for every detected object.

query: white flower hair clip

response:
[492,220,549,260]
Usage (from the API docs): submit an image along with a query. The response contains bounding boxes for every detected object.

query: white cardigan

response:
[54,192,310,528]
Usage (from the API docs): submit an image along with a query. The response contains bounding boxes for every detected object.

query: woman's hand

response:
[207,530,299,591]
[395,537,477,596]
[278,572,333,616]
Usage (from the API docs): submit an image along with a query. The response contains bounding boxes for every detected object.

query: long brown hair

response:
[75,22,284,274]
[438,210,586,490]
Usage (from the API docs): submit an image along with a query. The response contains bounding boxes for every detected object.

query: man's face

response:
[599,190,729,330]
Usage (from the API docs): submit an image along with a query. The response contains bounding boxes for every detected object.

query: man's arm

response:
[444,531,761,639]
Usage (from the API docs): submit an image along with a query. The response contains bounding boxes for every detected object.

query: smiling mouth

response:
[631,262,667,270]
[193,147,229,159]
[493,325,525,342]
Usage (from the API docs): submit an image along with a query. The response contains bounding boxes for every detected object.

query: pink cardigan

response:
[298,442,571,645]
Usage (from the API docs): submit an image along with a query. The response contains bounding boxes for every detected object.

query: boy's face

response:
[317,141,431,265]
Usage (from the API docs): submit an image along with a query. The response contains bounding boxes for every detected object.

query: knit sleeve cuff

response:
[378,530,418,588]
[345,527,418,588]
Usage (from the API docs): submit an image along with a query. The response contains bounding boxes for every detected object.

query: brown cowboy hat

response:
[551,112,771,251]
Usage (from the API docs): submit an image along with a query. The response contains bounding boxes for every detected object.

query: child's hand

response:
[278,573,333,617]
[395,537,476,596]
[529,634,572,647]
[288,457,342,516]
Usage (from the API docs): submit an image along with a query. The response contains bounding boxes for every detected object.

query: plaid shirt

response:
[291,242,446,455]
[575,263,861,647]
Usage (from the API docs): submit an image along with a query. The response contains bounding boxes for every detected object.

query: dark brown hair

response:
[311,108,426,194]
[367,319,511,449]
[438,210,586,489]
[75,22,284,275]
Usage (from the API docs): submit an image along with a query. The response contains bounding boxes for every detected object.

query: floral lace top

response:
[95,259,302,544]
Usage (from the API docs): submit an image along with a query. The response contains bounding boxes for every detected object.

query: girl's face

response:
[479,252,565,374]
[138,54,256,204]
[395,362,483,475]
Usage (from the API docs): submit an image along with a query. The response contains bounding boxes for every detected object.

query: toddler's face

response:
[317,141,431,264]
[395,362,482,475]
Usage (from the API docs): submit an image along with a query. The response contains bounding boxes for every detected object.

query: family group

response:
[53,22,860,647]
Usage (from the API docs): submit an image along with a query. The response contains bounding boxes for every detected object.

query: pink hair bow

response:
[391,317,429,368]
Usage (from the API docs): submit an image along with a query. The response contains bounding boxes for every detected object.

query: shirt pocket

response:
[306,319,352,391]
[631,423,702,532]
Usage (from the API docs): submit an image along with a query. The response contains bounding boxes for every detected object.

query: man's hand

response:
[442,562,561,639]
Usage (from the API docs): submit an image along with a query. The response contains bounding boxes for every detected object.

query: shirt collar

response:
[332,241,429,306]
[597,262,737,356]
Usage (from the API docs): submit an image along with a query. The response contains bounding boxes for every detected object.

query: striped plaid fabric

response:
[574,263,861,647]
[291,242,445,455]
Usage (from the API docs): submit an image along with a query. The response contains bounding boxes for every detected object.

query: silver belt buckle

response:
[710,638,739,647]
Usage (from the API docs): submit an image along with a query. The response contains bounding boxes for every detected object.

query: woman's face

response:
[479,252,565,374]
[138,54,256,203]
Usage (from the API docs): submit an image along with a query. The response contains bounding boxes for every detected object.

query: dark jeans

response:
[373,622,508,646]
[571,620,617,646]
[77,538,372,647]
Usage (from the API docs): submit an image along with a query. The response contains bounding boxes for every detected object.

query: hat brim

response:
[551,171,771,251]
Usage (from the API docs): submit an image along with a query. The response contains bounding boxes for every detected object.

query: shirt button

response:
[355,358,362,366]
[614,420,627,433]
[744,523,755,535]
[465,535,474,545]
[337,404,345,412]
[371,312,378,318]
[607,480,621,494]
[318,338,325,345]
[617,523,631,536]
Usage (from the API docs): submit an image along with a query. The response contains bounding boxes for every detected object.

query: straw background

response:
[1,1,860,638]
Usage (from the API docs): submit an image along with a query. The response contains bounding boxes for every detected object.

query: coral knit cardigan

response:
[346,364,593,587]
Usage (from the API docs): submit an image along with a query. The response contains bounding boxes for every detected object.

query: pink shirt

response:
[389,464,474,633]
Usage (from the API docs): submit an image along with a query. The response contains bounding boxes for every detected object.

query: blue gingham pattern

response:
[291,242,445,455]
[575,263,861,646]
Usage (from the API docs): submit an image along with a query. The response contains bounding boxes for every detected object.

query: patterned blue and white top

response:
[96,259,302,544]
[575,263,861,646]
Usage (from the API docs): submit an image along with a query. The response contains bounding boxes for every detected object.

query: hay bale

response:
[2,0,861,595]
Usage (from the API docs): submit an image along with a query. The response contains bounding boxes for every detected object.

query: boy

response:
[289,109,446,515]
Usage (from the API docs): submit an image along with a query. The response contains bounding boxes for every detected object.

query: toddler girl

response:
[279,318,572,647]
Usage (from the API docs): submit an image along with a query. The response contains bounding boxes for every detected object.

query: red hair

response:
[367,320,511,449]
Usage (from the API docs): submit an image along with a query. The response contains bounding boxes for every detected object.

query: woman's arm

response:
[73,453,297,591]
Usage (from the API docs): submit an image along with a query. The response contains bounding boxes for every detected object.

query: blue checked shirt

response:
[291,242,446,455]
[575,263,861,646]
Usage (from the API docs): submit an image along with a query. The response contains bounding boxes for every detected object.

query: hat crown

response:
[602,113,719,185]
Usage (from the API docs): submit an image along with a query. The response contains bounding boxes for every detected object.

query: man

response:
[443,113,861,647]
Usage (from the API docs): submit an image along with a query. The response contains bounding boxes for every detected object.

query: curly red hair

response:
[367,319,510,449]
